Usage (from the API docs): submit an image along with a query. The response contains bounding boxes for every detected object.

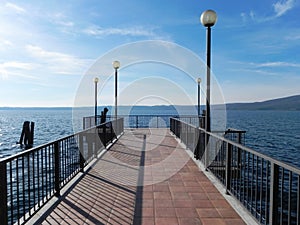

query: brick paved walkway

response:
[34,129,246,225]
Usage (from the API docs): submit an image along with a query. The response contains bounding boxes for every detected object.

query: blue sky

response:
[0,0,299,107]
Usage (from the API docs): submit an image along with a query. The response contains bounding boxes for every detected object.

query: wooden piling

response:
[18,121,34,148]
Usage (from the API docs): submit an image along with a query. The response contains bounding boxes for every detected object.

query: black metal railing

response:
[83,115,204,129]
[170,117,300,225]
[0,118,124,225]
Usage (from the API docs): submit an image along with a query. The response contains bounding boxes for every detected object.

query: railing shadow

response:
[33,130,148,225]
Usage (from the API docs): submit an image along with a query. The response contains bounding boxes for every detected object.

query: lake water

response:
[227,110,300,168]
[0,108,299,168]
[0,108,74,158]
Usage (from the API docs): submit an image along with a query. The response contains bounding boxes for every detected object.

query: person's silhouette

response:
[100,107,109,124]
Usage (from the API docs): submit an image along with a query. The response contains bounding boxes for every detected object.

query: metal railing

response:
[0,118,123,225]
[170,117,300,225]
[83,115,204,129]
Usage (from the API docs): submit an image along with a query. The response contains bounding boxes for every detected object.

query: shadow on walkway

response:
[35,128,246,225]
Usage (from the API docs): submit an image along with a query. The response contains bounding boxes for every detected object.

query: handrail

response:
[0,125,101,164]
[170,117,300,225]
[172,117,300,174]
[0,118,124,225]
[83,114,204,129]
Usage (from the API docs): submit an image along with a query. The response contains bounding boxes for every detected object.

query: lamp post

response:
[113,60,120,120]
[200,9,217,133]
[197,78,201,117]
[94,77,99,125]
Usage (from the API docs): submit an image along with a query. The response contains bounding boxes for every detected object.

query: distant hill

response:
[226,95,300,111]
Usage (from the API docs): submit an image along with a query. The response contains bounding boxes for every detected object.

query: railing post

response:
[225,142,232,194]
[79,133,85,172]
[185,123,188,148]
[94,127,98,157]
[116,119,119,136]
[54,142,60,197]
[238,132,242,144]
[269,162,279,225]
[194,128,200,160]
[174,119,178,137]
[205,132,209,169]
[103,125,107,147]
[178,120,181,139]
[120,118,124,135]
[237,147,242,167]
[111,121,114,142]
[117,118,121,135]
[87,134,93,160]
[0,162,8,225]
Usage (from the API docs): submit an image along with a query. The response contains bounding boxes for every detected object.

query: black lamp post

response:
[197,77,201,117]
[113,60,120,120]
[200,9,217,133]
[94,77,99,125]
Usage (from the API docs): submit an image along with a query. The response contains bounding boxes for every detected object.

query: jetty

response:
[1,116,300,225]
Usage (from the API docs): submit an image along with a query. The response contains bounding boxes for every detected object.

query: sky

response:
[0,0,299,107]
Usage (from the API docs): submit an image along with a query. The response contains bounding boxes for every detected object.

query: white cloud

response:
[83,25,159,38]
[0,61,36,80]
[285,34,300,41]
[230,61,300,70]
[0,39,13,48]
[249,11,255,20]
[230,68,279,76]
[273,0,295,17]
[49,12,74,27]
[58,21,74,27]
[241,0,295,23]
[5,2,26,13]
[1,61,34,70]
[25,45,92,75]
[255,61,300,68]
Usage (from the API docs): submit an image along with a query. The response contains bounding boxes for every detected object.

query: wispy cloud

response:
[49,12,74,27]
[285,34,300,41]
[231,60,300,68]
[5,2,26,13]
[255,61,300,68]
[273,0,295,17]
[240,0,296,23]
[0,61,36,80]
[25,45,92,75]
[228,60,300,77]
[229,68,279,76]
[0,39,13,48]
[83,25,161,39]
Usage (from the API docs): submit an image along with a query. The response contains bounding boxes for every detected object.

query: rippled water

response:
[227,110,300,168]
[1,108,299,168]
[0,109,74,158]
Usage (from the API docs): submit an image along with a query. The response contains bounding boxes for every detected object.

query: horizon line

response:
[1,93,299,109]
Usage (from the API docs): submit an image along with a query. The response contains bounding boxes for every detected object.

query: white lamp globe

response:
[200,10,217,27]
[113,60,120,69]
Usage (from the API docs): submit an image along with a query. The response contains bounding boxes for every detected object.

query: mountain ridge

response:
[226,95,300,110]
[1,95,299,111]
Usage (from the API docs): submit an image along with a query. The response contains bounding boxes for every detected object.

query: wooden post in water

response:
[18,121,35,147]
[29,122,34,145]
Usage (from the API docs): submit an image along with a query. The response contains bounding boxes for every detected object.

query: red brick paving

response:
[36,129,246,225]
